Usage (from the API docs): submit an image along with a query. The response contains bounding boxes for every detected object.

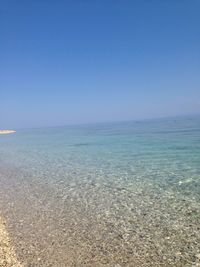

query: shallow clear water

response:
[0,116,200,266]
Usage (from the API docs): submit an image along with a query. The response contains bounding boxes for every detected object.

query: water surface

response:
[0,116,200,266]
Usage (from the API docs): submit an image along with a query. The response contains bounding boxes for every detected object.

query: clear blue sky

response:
[1,0,200,128]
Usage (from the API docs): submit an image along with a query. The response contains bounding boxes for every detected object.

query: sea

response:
[0,115,200,266]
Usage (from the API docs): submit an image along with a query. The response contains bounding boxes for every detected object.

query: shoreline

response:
[0,130,16,135]
[0,215,22,267]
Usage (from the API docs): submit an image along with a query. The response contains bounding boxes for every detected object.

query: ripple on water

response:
[0,117,200,266]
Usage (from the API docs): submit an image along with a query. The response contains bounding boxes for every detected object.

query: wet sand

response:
[0,216,22,267]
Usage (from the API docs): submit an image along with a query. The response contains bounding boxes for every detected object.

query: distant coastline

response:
[0,130,16,135]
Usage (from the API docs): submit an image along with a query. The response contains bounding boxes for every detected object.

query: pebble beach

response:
[0,216,22,267]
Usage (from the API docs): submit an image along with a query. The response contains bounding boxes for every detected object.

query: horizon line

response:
[7,112,200,131]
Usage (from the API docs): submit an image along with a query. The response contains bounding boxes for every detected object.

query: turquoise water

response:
[0,116,200,266]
